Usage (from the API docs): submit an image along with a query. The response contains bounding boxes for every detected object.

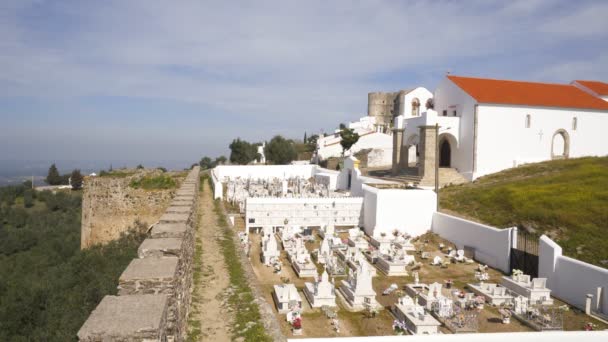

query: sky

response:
[1,0,607,167]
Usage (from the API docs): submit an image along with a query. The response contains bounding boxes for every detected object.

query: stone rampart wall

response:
[78,166,200,342]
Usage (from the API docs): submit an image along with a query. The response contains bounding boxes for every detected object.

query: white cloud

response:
[0,0,607,160]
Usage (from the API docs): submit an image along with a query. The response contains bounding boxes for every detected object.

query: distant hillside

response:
[439,157,608,267]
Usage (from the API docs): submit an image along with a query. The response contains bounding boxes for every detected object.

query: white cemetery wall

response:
[431,213,514,273]
[246,197,364,230]
[539,235,608,315]
[363,185,435,238]
[211,170,223,199]
[288,331,608,342]
[214,164,317,182]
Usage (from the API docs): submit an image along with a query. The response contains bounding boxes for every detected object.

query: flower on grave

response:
[292,317,302,329]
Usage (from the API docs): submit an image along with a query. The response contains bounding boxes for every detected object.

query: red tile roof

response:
[447,75,608,111]
[574,80,608,96]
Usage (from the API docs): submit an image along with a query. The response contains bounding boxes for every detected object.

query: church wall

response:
[475,104,608,179]
[402,87,433,118]
[429,78,477,179]
[317,131,392,161]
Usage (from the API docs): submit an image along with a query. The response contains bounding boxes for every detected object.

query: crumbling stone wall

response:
[81,169,179,249]
[78,167,200,342]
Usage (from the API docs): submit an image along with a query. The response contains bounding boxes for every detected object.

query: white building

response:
[393,75,608,183]
[315,87,433,167]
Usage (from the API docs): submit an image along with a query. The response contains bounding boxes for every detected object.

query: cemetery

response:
[210,164,608,338]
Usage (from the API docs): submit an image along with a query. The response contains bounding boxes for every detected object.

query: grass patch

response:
[439,156,608,266]
[209,178,272,342]
[129,175,176,190]
[186,175,206,342]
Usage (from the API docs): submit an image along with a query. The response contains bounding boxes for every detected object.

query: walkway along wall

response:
[77,166,200,342]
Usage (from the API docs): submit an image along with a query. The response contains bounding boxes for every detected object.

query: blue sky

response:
[1,0,607,166]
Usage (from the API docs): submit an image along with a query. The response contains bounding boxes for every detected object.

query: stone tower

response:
[367,90,410,130]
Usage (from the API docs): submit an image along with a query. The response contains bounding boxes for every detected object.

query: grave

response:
[303,269,337,308]
[392,295,441,335]
[273,284,303,314]
[404,282,446,310]
[316,236,331,264]
[318,224,335,239]
[337,248,377,277]
[375,245,414,276]
[468,282,514,305]
[347,228,369,250]
[501,273,553,305]
[261,234,281,266]
[338,259,380,311]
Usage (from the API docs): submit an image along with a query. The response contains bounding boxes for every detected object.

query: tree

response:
[136,164,144,169]
[23,190,34,208]
[303,132,307,143]
[46,164,61,185]
[229,138,259,165]
[264,135,297,165]
[339,123,346,130]
[307,134,319,147]
[339,128,360,156]
[70,169,84,190]
[215,156,227,166]
[199,157,214,170]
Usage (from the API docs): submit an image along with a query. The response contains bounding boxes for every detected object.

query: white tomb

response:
[304,269,337,308]
[338,260,380,311]
[338,248,377,277]
[273,284,303,314]
[501,274,553,305]
[347,228,369,250]
[393,295,441,335]
[405,282,446,310]
[376,245,415,276]
[291,248,318,278]
[468,282,514,305]
[317,236,331,264]
[261,234,281,265]
[513,296,530,315]
[318,224,335,239]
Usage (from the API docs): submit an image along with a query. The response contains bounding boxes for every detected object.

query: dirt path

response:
[193,183,233,341]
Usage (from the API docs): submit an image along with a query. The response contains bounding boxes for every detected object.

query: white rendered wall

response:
[475,104,608,179]
[431,213,514,273]
[539,235,608,315]
[317,131,393,161]
[289,331,608,342]
[245,197,363,230]
[402,87,434,117]
[433,78,478,180]
[214,164,317,181]
[363,185,436,238]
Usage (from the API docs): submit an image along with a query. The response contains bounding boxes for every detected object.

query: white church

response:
[392,75,608,185]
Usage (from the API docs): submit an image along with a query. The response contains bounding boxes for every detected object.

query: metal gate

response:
[510,230,539,278]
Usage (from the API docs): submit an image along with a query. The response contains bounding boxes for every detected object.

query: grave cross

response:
[538,130,543,141]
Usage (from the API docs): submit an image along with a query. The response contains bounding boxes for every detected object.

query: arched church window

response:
[572,117,577,131]
[411,98,420,116]
[525,114,531,128]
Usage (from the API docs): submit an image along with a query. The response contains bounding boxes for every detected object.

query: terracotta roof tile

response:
[447,75,608,111]
[574,80,608,96]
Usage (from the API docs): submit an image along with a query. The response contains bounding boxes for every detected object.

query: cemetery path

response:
[193,183,233,341]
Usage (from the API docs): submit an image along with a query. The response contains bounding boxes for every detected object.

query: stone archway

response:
[439,139,451,167]
[551,129,570,159]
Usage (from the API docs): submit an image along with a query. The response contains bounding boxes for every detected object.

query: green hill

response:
[439,156,608,267]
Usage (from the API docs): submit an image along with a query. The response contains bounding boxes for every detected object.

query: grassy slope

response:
[439,156,608,267]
